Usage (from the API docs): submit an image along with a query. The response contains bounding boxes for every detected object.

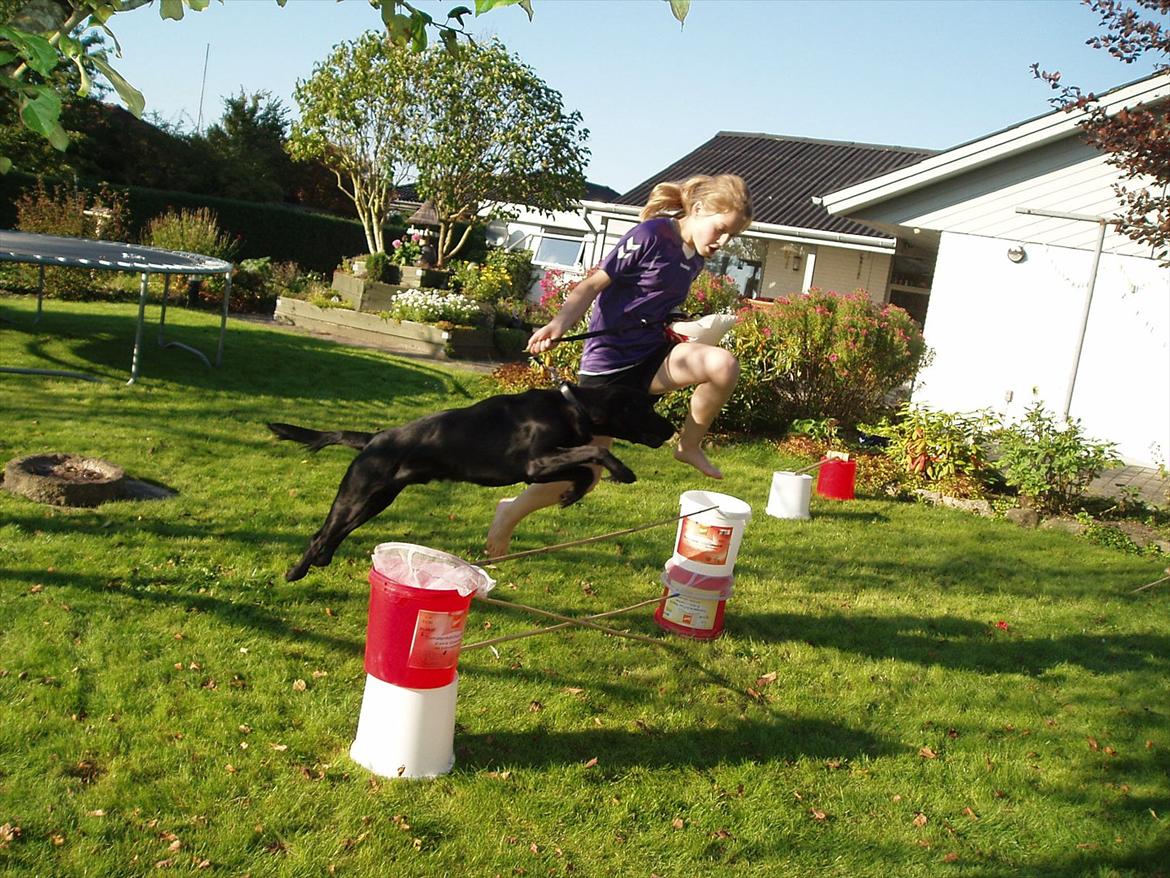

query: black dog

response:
[269,384,675,581]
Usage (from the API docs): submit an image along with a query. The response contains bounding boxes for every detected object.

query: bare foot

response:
[485,498,518,559]
[674,445,723,479]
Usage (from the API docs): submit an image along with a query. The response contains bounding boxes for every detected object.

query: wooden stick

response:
[1131,572,1170,593]
[791,459,826,475]
[462,595,664,652]
[480,505,717,565]
[474,594,666,646]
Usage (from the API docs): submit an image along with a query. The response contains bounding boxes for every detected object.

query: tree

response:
[411,39,589,266]
[1,0,690,173]
[287,31,417,254]
[1033,0,1170,261]
[198,90,294,202]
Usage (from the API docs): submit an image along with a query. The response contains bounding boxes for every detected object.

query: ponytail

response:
[640,174,753,232]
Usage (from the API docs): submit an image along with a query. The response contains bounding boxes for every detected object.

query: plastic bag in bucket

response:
[366,543,495,689]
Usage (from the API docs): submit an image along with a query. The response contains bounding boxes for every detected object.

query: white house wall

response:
[851,135,1156,258]
[915,232,1169,466]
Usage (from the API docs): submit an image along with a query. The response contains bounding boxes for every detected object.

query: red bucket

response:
[364,567,473,689]
[653,561,734,640]
[816,458,856,500]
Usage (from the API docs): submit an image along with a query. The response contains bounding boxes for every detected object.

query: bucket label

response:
[662,593,719,630]
[676,518,734,566]
[408,609,468,670]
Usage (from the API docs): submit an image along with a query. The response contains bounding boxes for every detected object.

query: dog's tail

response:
[267,422,373,452]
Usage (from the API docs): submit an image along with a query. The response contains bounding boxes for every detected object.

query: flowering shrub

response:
[386,289,481,326]
[683,270,741,316]
[453,247,532,305]
[862,404,998,483]
[721,289,929,433]
[389,233,423,266]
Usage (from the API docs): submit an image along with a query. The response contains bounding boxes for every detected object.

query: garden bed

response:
[273,296,495,360]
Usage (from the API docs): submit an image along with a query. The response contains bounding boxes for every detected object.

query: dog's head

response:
[569,385,675,447]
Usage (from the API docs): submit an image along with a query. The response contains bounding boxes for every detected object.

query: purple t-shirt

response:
[579,217,705,375]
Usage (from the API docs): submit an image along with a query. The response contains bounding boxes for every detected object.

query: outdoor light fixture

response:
[1006,244,1027,263]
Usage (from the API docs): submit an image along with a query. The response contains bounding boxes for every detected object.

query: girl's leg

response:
[650,342,740,479]
[485,436,614,558]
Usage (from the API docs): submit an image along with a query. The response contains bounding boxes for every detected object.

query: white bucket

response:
[671,490,752,577]
[765,471,812,520]
[349,673,458,779]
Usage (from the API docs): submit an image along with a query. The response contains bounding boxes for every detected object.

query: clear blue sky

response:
[105,0,1160,194]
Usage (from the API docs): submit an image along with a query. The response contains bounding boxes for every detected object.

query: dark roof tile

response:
[617,132,936,238]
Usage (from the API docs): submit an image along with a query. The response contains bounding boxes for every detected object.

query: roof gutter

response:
[581,201,896,253]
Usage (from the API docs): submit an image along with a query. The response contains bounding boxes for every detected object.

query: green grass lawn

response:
[1,296,1167,877]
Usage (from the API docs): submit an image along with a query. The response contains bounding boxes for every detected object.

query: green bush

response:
[13,179,130,298]
[143,207,240,262]
[862,403,999,484]
[720,290,929,433]
[994,401,1121,514]
[453,247,534,306]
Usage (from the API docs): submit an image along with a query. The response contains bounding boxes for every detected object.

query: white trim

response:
[819,72,1170,215]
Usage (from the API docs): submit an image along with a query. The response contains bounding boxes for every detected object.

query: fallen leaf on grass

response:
[809,809,828,822]
[1088,736,1100,751]
[919,746,938,759]
[963,807,979,821]
[582,757,598,769]
[671,818,684,830]
[710,829,733,839]
[50,833,65,846]
[755,671,779,687]
[942,852,959,862]
[292,679,306,692]
[86,810,106,817]
[270,743,288,752]
[913,812,928,827]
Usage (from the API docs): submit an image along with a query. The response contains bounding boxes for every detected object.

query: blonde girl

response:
[486,173,753,557]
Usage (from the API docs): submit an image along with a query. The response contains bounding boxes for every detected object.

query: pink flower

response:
[762,327,772,338]
[411,232,422,242]
[828,353,839,362]
[996,620,1011,631]
[392,239,403,249]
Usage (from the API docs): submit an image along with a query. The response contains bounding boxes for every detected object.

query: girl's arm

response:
[527,269,611,354]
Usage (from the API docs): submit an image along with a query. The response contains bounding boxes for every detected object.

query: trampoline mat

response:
[0,230,232,275]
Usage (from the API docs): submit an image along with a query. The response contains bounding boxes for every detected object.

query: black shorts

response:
[577,341,676,398]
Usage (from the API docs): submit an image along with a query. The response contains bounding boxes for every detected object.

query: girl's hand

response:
[527,323,562,354]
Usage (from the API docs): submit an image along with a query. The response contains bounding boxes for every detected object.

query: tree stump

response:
[3,453,128,507]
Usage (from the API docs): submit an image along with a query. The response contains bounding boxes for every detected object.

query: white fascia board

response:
[819,72,1170,216]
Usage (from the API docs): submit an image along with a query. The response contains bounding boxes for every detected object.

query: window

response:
[532,233,585,268]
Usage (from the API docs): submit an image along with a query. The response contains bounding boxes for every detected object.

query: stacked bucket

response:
[349,543,493,779]
[654,490,752,640]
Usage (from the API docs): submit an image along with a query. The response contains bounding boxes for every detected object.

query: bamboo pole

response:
[462,595,665,652]
[474,595,666,647]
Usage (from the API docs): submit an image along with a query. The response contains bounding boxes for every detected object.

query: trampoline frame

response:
[0,230,234,385]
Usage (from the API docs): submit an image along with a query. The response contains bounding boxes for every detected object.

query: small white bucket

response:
[765,471,812,520]
[671,490,752,577]
[349,673,458,779]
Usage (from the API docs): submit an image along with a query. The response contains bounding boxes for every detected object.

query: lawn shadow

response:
[0,300,479,401]
[732,610,1170,676]
[0,565,365,658]
[454,712,895,772]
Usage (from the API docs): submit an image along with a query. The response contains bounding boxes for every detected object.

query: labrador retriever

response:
[269,383,675,581]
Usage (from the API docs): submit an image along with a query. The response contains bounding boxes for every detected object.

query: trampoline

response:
[0,229,234,384]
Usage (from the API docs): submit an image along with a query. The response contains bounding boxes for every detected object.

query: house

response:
[818,72,1170,468]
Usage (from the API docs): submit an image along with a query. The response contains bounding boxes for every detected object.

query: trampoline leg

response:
[33,265,45,325]
[128,271,149,386]
[216,271,230,366]
[158,274,171,345]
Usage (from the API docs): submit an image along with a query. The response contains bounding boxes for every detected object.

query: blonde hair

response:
[640,174,753,233]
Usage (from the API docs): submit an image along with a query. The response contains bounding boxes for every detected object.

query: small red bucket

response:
[364,567,473,689]
[653,561,734,640]
[816,458,857,500]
